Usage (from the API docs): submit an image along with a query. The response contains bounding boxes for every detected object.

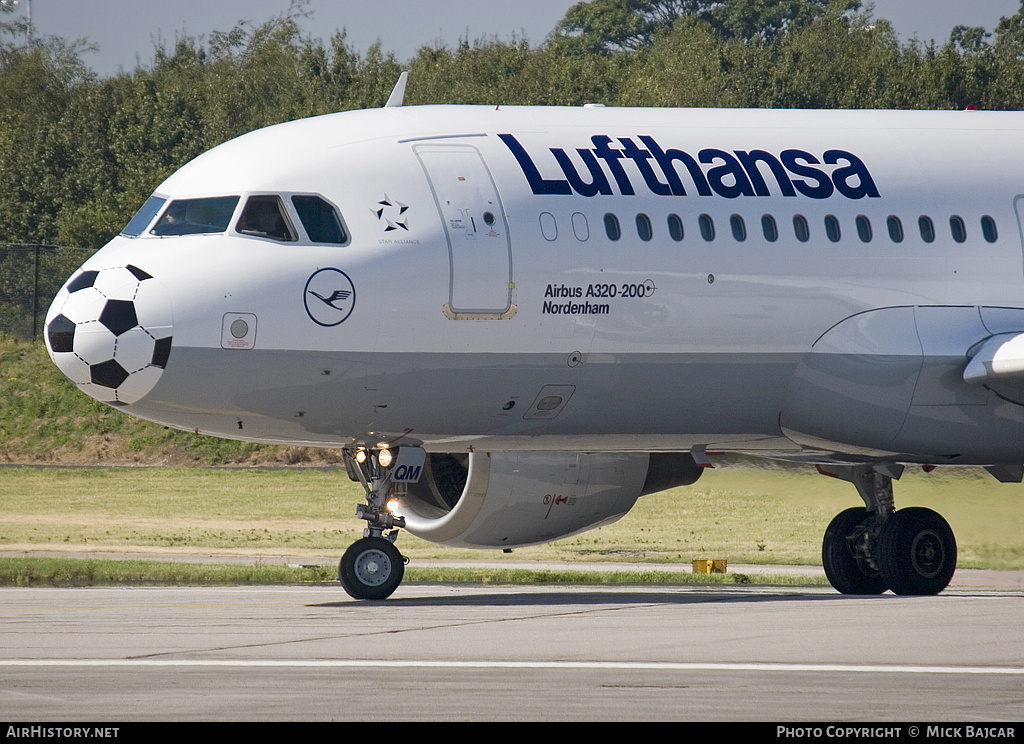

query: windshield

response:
[292,195,348,244]
[237,195,297,242]
[150,196,240,236]
[121,196,167,237]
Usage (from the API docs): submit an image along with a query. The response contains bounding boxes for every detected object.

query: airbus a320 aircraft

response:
[44,73,1024,599]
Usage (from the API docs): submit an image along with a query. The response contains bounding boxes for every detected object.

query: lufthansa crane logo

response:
[304,268,356,326]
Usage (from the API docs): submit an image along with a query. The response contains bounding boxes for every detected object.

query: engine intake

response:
[397,451,701,548]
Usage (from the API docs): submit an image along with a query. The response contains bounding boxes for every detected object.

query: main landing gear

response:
[818,464,957,596]
[339,446,407,600]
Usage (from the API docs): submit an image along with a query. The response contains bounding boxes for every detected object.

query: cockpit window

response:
[150,196,240,236]
[236,195,297,242]
[121,195,167,237]
[292,195,348,244]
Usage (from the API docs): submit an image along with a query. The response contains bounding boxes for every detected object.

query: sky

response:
[4,0,1023,77]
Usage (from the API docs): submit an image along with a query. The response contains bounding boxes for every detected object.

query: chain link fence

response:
[0,244,95,341]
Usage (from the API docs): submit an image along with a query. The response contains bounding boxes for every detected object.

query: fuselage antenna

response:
[384,71,409,108]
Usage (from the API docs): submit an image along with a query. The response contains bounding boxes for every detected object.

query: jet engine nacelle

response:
[397,451,702,549]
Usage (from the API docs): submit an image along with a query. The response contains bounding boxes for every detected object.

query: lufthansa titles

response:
[500,133,880,201]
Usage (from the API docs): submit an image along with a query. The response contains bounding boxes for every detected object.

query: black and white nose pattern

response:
[44,264,173,406]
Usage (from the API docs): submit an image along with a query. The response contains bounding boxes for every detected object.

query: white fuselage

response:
[45,105,1024,465]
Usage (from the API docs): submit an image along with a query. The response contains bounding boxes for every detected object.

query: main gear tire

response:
[876,507,956,596]
[822,507,887,595]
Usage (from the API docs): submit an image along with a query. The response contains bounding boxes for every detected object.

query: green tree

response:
[755,4,910,109]
[950,25,991,55]
[986,1,1024,109]
[0,29,97,244]
[618,16,747,107]
[553,0,856,54]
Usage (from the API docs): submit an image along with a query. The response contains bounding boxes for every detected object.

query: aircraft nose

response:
[44,264,173,406]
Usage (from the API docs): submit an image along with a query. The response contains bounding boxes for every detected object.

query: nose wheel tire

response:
[339,536,405,600]
[877,507,956,596]
[822,507,887,595]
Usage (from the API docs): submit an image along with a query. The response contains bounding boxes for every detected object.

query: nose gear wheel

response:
[339,536,405,600]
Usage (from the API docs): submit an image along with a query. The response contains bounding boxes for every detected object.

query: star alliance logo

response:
[373,194,409,232]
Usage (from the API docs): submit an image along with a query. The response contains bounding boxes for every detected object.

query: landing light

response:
[377,447,393,468]
[355,448,367,464]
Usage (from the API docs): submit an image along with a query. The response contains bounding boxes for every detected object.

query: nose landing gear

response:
[339,447,408,600]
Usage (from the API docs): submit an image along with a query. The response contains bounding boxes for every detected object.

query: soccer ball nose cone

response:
[98,300,138,336]
[45,264,173,406]
[46,314,76,353]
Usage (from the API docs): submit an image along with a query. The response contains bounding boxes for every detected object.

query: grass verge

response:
[0,556,334,585]
[0,557,830,587]
[2,464,1022,568]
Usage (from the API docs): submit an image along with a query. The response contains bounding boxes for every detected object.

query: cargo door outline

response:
[415,144,515,319]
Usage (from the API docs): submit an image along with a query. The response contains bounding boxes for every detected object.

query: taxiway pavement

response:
[1,582,1021,721]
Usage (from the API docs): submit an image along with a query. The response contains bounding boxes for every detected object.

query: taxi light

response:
[378,447,393,468]
[355,449,367,464]
[386,499,400,514]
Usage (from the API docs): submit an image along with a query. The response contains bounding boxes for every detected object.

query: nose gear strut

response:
[339,447,408,600]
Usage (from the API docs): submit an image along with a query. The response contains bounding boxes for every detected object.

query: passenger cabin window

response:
[949,215,967,244]
[699,214,715,241]
[151,196,240,236]
[539,212,557,241]
[793,215,810,242]
[887,215,904,243]
[122,196,166,237]
[856,215,872,243]
[919,216,935,243]
[667,214,684,242]
[293,195,348,244]
[982,215,998,243]
[636,213,653,241]
[824,215,841,243]
[572,212,589,242]
[761,215,778,242]
[237,195,297,242]
[730,214,747,242]
[604,213,621,241]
